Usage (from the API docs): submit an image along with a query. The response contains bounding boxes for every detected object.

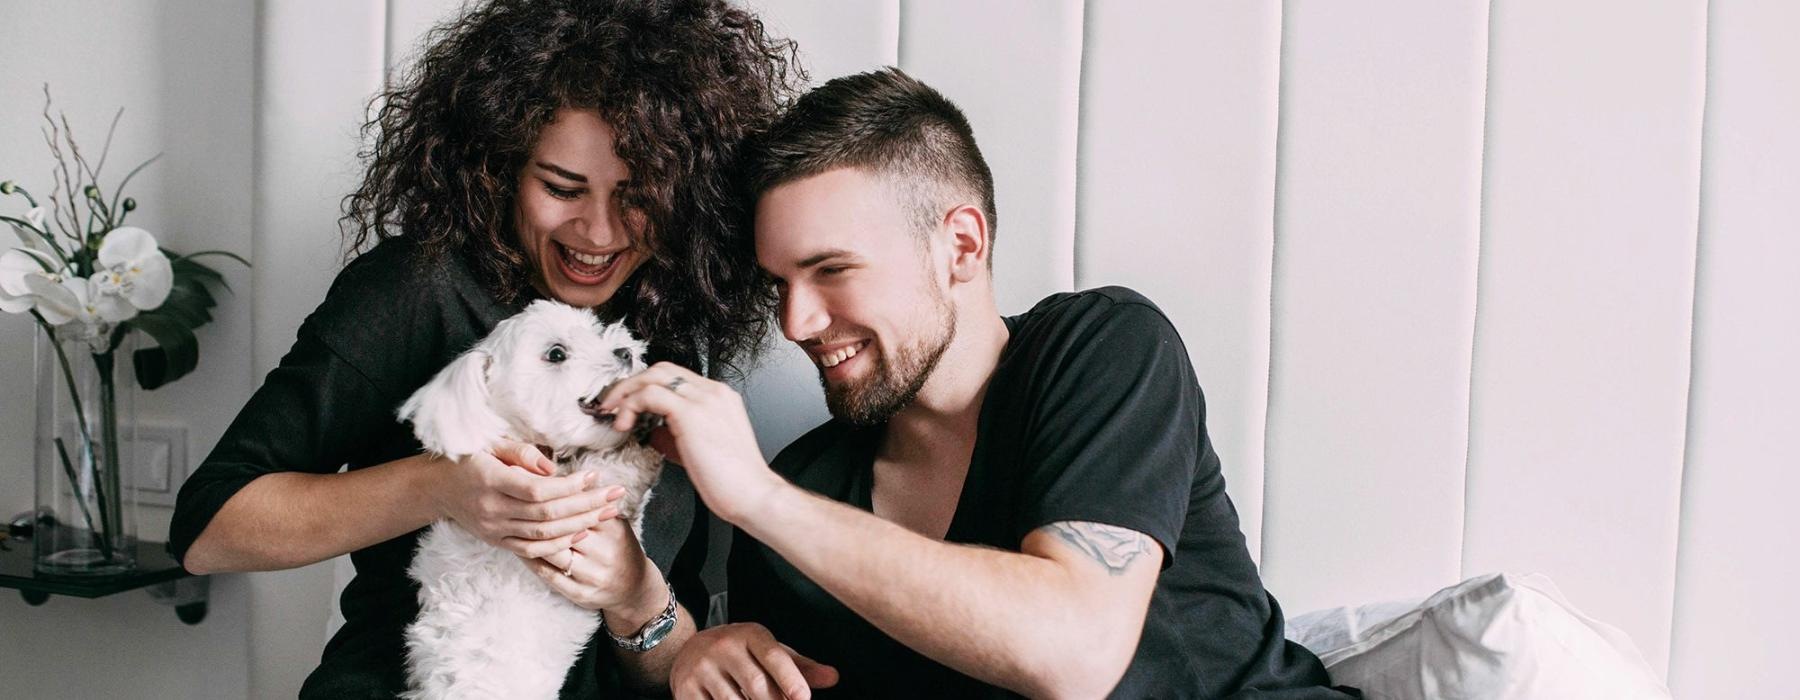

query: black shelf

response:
[0,536,207,624]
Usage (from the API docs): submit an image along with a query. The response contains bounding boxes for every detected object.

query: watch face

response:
[638,613,678,651]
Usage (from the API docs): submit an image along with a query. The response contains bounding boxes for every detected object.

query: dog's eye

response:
[544,345,568,364]
[613,347,633,364]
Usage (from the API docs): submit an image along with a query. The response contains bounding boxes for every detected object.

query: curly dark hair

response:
[342,0,802,375]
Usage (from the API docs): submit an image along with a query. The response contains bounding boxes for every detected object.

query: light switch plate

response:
[128,421,188,507]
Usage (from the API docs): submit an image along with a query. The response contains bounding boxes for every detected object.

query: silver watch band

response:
[601,580,678,653]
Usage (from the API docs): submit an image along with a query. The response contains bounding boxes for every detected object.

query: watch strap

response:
[601,580,678,653]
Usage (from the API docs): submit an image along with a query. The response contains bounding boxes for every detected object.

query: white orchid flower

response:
[92,226,171,312]
[0,248,50,313]
[10,221,50,253]
[8,207,57,259]
[22,271,90,326]
[26,275,114,350]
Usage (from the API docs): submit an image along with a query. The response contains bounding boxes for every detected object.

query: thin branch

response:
[63,113,102,187]
[40,86,82,246]
[109,153,161,219]
[93,107,124,180]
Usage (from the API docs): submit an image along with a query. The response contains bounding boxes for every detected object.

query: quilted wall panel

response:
[898,0,1084,315]
[1075,1,1283,562]
[1667,1,1800,696]
[31,0,1777,695]
[1463,0,1707,673]
[1259,0,1489,614]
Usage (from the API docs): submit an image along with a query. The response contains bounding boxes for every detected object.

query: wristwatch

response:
[601,581,678,653]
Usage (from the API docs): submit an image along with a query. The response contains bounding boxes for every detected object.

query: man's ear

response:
[942,203,990,284]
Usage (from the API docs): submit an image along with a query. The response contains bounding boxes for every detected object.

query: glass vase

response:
[33,327,140,576]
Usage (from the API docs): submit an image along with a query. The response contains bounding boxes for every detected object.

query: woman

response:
[167,1,799,696]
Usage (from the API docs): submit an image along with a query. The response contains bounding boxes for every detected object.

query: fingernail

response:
[572,531,589,543]
[583,472,598,485]
[607,486,625,499]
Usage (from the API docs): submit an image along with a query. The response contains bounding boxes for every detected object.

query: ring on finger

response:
[560,549,582,577]
[666,376,687,394]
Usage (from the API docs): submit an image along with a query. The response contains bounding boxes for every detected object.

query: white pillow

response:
[1285,573,1671,700]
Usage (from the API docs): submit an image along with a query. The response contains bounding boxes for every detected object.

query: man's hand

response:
[598,362,784,523]
[670,623,839,700]
[426,439,625,558]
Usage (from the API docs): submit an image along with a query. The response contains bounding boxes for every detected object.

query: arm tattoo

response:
[1043,521,1150,576]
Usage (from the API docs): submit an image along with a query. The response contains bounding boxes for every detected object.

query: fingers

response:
[673,625,817,700]
[522,557,588,604]
[788,646,840,689]
[601,361,702,405]
[537,520,635,578]
[607,383,686,432]
[752,643,818,699]
[569,517,634,555]
[500,528,588,559]
[504,484,624,522]
[540,546,581,576]
[725,664,787,700]
[704,681,746,700]
[492,468,595,502]
[502,499,618,541]
[492,440,556,476]
[600,362,706,431]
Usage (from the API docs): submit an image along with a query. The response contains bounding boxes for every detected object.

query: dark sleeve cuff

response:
[1018,508,1181,571]
[166,465,264,569]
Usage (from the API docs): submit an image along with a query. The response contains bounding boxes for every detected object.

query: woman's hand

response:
[426,439,625,559]
[670,623,839,700]
[524,517,660,620]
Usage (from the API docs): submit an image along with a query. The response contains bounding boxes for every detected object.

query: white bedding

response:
[1285,573,1672,700]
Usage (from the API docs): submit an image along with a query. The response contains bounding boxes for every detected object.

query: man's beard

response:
[823,294,956,426]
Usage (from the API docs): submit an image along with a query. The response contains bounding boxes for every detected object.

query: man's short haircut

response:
[748,67,998,257]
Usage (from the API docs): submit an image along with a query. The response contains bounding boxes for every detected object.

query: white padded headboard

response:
[301,2,1796,697]
[733,3,1798,698]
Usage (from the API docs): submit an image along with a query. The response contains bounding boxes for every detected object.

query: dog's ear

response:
[399,348,508,459]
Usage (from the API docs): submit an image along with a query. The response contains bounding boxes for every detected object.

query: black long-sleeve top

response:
[168,237,710,698]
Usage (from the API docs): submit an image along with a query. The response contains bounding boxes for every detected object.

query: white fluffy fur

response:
[396,300,664,699]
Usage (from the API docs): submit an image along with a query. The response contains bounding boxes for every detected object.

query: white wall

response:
[2,1,1794,698]
[0,2,256,698]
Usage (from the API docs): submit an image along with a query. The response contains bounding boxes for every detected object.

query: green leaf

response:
[167,251,232,294]
[173,275,218,302]
[125,312,200,390]
[156,286,214,329]
[176,249,251,268]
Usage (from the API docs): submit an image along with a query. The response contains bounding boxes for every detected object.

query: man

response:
[590,68,1356,699]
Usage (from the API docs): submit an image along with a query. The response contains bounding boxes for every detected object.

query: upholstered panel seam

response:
[1259,0,1291,567]
[1457,0,1497,582]
[1071,0,1092,289]
[1666,0,1715,683]
[382,0,396,84]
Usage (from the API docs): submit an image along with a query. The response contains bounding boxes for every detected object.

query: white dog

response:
[397,299,665,699]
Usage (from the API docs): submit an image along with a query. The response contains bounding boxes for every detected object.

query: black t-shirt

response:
[167,237,712,699]
[729,287,1357,699]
